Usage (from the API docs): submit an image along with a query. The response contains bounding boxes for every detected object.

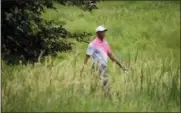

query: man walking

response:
[81,26,128,95]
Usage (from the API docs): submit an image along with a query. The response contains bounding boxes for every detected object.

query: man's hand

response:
[123,67,129,73]
[108,53,128,72]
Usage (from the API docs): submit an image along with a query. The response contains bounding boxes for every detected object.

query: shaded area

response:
[2,0,97,64]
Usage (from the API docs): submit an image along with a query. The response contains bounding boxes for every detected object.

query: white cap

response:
[96,26,107,32]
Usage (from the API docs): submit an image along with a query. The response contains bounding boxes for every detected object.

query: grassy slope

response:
[2,1,180,112]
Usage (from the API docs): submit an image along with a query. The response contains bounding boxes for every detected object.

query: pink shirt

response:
[86,37,111,66]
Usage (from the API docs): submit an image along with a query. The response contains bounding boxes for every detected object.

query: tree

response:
[2,0,95,64]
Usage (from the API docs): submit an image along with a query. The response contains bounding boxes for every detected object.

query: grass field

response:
[2,1,180,112]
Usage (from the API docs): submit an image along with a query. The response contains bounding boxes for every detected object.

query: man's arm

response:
[80,54,90,76]
[83,54,90,66]
[108,53,126,71]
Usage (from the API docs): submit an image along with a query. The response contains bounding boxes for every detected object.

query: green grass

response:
[2,1,180,112]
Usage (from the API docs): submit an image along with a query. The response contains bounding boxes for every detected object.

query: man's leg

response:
[99,65,111,96]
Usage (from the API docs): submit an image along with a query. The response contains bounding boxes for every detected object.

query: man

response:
[81,25,128,94]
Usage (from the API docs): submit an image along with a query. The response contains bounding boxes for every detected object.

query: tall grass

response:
[2,1,180,112]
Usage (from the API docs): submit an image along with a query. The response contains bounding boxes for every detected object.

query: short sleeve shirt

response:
[86,38,111,66]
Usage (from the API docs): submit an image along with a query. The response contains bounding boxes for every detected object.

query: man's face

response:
[97,31,106,38]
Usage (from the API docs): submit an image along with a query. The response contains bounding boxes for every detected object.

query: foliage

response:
[2,0,93,64]
[58,0,99,11]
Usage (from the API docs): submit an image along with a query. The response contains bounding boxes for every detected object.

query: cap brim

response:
[96,29,108,32]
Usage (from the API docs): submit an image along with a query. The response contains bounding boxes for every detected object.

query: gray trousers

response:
[91,63,110,94]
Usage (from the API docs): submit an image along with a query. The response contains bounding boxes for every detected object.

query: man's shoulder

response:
[88,39,96,47]
[91,38,97,42]
[89,38,97,45]
[104,40,109,45]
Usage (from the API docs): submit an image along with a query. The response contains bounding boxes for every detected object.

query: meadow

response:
[2,1,180,112]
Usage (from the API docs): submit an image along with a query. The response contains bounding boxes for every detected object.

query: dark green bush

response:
[2,0,95,64]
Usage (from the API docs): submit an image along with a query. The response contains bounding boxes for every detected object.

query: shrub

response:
[2,0,94,64]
